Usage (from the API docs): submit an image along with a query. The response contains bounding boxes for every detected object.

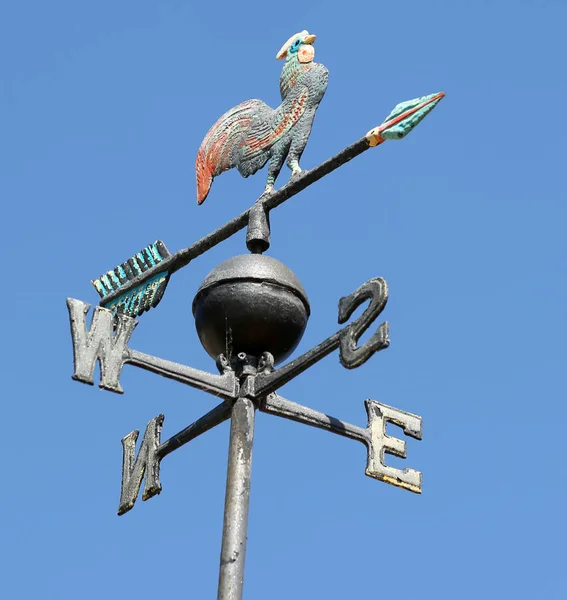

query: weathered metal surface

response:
[260,393,367,442]
[338,277,389,369]
[217,394,255,600]
[245,202,271,254]
[67,299,137,394]
[248,276,389,397]
[247,331,341,398]
[193,254,310,364]
[70,272,418,555]
[67,299,239,397]
[115,383,424,515]
[118,414,164,515]
[117,403,233,515]
[125,349,238,399]
[195,254,309,302]
[364,400,422,493]
[157,401,232,459]
[261,394,422,493]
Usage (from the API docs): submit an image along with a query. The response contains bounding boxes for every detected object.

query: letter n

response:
[67,298,137,393]
[118,414,164,516]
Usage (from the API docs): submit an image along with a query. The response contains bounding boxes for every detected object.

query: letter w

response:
[67,298,137,393]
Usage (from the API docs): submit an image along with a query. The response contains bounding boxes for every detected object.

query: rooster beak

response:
[303,34,316,44]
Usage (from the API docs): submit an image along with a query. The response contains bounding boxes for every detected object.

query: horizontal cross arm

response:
[260,393,368,444]
[125,349,238,399]
[157,401,232,460]
[249,332,342,398]
[260,393,423,494]
[118,400,232,514]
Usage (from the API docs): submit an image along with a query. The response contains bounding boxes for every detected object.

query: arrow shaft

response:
[169,137,370,275]
[98,92,444,310]
[99,136,371,307]
[176,93,443,271]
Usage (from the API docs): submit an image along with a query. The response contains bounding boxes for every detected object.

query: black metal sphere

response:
[192,254,310,365]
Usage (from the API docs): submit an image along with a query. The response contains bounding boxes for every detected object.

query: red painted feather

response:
[195,100,267,204]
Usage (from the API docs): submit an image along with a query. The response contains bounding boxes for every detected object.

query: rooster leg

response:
[286,120,312,176]
[288,160,302,176]
[286,148,303,175]
[264,142,288,191]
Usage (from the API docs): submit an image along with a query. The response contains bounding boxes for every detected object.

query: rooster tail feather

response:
[196,147,213,205]
[195,99,269,204]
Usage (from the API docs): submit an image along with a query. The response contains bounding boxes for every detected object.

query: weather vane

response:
[67,31,444,600]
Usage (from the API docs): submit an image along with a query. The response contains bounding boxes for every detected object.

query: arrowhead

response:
[379,92,445,141]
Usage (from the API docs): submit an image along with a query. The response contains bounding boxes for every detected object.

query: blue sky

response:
[2,1,566,598]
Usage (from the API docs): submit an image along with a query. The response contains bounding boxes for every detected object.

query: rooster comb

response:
[276,30,310,60]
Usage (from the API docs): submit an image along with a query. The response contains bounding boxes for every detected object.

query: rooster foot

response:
[290,168,303,181]
[259,184,275,199]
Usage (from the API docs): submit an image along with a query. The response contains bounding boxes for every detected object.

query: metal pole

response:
[217,395,255,600]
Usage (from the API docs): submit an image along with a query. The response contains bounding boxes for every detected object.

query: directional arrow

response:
[91,92,445,319]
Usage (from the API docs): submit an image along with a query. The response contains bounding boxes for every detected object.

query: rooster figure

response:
[195,31,328,205]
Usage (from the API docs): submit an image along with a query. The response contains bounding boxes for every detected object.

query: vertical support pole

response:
[217,395,255,600]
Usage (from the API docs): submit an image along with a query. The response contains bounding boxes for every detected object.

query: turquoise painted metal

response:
[365,92,445,146]
[381,92,445,140]
[92,241,170,317]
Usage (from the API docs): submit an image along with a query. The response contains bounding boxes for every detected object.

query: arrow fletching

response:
[91,241,172,318]
[380,91,445,141]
